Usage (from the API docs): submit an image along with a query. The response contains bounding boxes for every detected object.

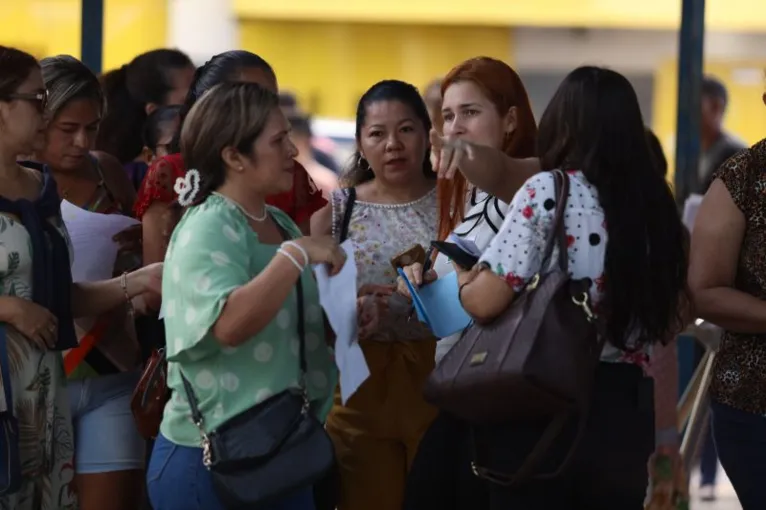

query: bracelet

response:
[277,248,305,273]
[655,426,679,447]
[281,241,309,267]
[120,271,134,317]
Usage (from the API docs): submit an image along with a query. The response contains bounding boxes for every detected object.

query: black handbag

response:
[180,222,335,509]
[0,326,21,496]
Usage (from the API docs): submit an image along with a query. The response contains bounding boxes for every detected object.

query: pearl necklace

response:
[212,192,267,222]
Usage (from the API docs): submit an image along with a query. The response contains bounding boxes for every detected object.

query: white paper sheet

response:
[60,200,140,283]
[314,240,368,404]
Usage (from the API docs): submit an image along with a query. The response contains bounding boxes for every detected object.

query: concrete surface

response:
[689,466,741,510]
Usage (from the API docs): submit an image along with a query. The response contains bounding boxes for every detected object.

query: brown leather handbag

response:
[131,348,170,439]
[423,170,606,483]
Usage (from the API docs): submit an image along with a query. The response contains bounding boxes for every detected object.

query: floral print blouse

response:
[478,170,650,370]
[330,187,437,343]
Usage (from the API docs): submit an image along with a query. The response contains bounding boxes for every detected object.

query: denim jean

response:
[147,433,316,510]
[699,413,719,486]
[711,401,766,510]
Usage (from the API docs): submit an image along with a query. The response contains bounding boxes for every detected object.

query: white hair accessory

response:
[174,169,201,207]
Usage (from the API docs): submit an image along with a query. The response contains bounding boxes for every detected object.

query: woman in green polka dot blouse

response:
[146,82,346,510]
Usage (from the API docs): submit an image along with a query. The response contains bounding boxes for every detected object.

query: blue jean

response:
[68,371,146,473]
[147,433,315,510]
[699,413,719,486]
[711,401,766,510]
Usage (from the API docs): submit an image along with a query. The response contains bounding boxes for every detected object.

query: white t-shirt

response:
[433,189,509,363]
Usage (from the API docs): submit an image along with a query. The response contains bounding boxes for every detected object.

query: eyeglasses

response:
[3,89,49,112]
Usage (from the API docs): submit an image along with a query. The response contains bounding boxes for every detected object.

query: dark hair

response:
[278,92,298,110]
[702,75,728,106]
[645,127,668,178]
[288,113,312,138]
[344,79,434,187]
[143,105,181,152]
[96,49,192,163]
[181,81,278,204]
[171,50,275,154]
[0,46,39,98]
[40,55,105,120]
[537,66,687,350]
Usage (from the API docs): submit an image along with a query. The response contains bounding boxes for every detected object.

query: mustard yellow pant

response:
[326,340,438,510]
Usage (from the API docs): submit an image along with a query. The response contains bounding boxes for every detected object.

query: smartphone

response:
[430,240,480,270]
[390,244,427,270]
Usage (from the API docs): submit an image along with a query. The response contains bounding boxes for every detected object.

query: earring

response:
[357,155,370,170]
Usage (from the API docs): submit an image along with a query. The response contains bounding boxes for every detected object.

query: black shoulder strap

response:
[339,188,356,243]
[181,214,307,430]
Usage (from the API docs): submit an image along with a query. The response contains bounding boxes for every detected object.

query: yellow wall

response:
[0,0,167,71]
[240,21,513,118]
[235,0,766,31]
[653,59,766,183]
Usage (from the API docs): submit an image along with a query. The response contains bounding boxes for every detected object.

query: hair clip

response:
[174,169,201,207]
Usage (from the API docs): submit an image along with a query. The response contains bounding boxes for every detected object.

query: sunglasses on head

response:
[4,89,49,112]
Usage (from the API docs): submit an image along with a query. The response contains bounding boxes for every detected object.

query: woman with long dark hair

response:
[0,45,162,510]
[437,66,688,509]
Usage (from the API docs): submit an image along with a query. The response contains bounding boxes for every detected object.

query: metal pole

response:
[80,0,104,75]
[673,0,706,205]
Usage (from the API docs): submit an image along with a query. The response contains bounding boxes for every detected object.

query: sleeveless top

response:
[710,139,766,414]
[330,187,438,343]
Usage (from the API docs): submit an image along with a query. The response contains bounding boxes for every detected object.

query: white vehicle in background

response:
[310,117,356,174]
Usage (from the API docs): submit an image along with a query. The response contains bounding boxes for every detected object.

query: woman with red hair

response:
[399,57,539,509]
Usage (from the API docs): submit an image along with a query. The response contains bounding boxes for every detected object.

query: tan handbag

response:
[423,170,605,484]
[130,348,170,439]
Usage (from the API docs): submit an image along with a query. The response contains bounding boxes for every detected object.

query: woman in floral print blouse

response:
[436,67,689,509]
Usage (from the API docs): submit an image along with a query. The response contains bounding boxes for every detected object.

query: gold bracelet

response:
[121,271,134,317]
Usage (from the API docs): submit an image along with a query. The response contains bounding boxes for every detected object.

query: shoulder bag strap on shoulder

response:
[181,214,309,431]
[539,170,571,272]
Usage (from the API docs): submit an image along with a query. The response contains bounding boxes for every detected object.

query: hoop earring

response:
[357,155,370,170]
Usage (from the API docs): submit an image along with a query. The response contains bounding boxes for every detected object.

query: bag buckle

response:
[201,434,213,468]
[299,375,311,415]
[572,292,595,321]
[193,415,213,468]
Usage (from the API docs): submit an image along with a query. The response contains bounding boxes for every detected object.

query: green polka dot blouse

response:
[159,194,337,447]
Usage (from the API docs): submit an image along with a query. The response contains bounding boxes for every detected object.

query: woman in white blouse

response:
[400,57,538,510]
[442,67,688,509]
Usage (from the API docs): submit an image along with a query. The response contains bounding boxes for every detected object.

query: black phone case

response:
[430,241,479,270]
